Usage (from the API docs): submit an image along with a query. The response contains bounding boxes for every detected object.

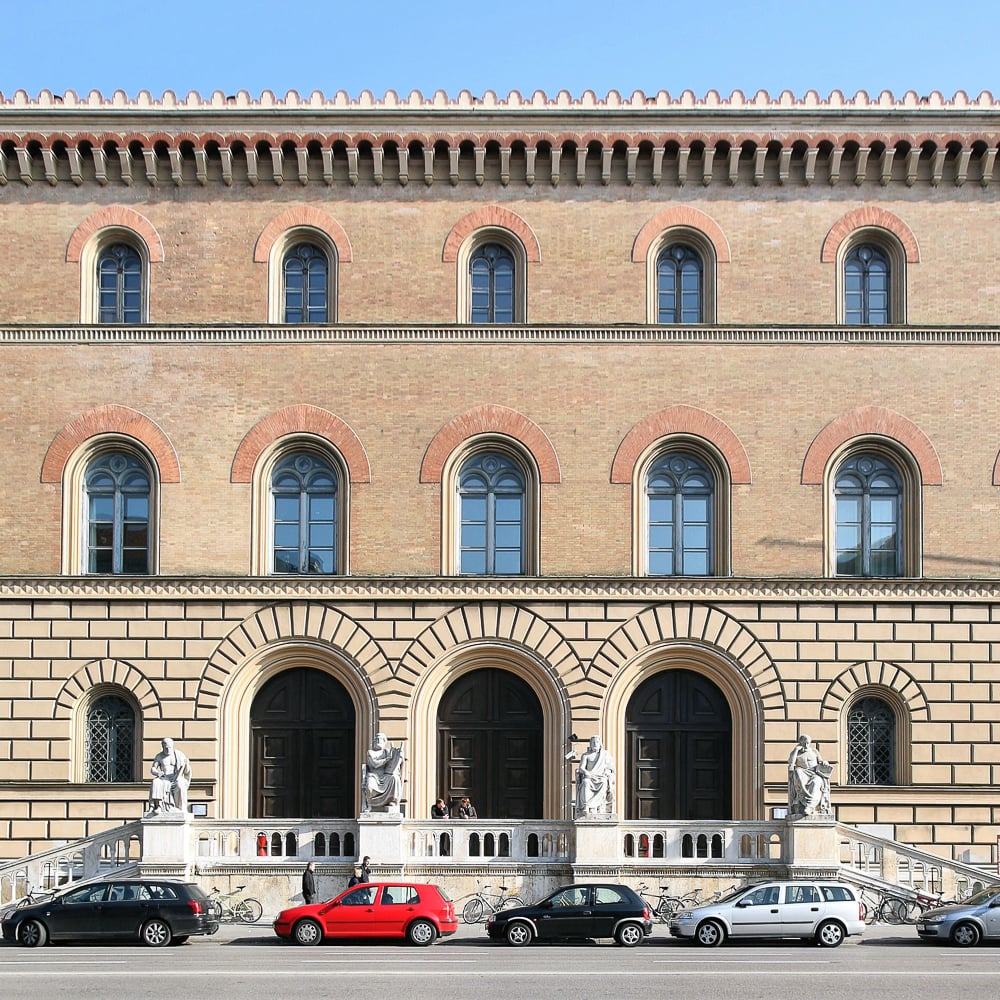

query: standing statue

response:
[144,738,192,817]
[574,736,615,817]
[362,733,404,814]
[787,735,833,818]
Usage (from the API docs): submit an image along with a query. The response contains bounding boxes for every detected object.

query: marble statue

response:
[575,735,615,817]
[144,738,192,817]
[787,734,833,818]
[362,733,404,813]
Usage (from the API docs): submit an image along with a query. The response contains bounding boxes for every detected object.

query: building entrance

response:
[626,668,732,820]
[437,668,543,819]
[250,667,355,818]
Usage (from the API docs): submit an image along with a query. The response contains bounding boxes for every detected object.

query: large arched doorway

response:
[626,668,732,820]
[437,668,543,818]
[250,667,355,817]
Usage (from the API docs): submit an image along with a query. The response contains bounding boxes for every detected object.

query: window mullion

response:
[299,490,309,573]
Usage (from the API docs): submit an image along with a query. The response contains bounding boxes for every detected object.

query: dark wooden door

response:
[250,667,355,818]
[626,668,731,820]
[437,668,542,818]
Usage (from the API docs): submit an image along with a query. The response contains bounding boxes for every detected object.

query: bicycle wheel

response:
[657,897,682,922]
[462,898,485,923]
[235,898,263,923]
[878,897,907,925]
[498,895,524,911]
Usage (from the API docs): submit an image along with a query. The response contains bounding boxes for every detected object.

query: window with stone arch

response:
[445,441,539,575]
[636,440,730,576]
[268,229,338,324]
[831,448,918,578]
[845,693,898,785]
[647,229,716,324]
[838,229,906,325]
[83,690,138,783]
[81,229,151,324]
[458,229,527,323]
[253,442,349,575]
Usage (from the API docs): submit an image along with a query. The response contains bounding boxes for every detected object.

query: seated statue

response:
[574,736,615,817]
[362,733,404,814]
[144,738,192,817]
[787,735,833,818]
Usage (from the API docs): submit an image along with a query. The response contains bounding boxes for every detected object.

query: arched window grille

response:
[97,244,143,324]
[646,452,714,575]
[458,452,525,574]
[84,452,151,574]
[270,452,338,574]
[656,244,703,323]
[847,696,896,784]
[84,694,136,782]
[834,454,902,577]
[470,244,515,323]
[283,243,329,323]
[845,244,890,325]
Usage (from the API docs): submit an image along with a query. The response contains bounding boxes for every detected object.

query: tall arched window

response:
[646,453,714,575]
[656,245,703,323]
[84,694,136,782]
[458,452,525,574]
[847,696,895,784]
[84,452,151,574]
[834,454,902,577]
[97,244,143,324]
[283,243,329,323]
[270,452,339,574]
[470,244,515,323]
[844,244,890,325]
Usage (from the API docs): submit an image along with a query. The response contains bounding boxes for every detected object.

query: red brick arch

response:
[610,406,751,484]
[442,207,541,263]
[801,407,942,485]
[41,405,180,483]
[820,207,920,263]
[420,405,560,483]
[66,206,164,262]
[631,206,731,264]
[231,405,370,483]
[253,206,353,263]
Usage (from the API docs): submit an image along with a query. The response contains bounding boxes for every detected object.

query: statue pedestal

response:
[141,811,192,864]
[357,813,404,865]
[572,815,620,866]
[784,817,839,869]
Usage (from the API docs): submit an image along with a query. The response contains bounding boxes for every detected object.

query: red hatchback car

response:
[273,882,458,946]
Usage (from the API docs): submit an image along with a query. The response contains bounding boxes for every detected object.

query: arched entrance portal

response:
[626,668,732,820]
[250,667,355,817]
[437,668,543,819]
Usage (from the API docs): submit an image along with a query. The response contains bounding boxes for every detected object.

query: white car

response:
[669,881,865,947]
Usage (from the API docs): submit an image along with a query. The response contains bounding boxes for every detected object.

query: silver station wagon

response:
[670,880,865,947]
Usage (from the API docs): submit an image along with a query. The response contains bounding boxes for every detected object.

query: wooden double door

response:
[250,667,355,818]
[437,668,543,819]
[626,669,732,820]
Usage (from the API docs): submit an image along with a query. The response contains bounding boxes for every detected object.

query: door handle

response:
[810,907,819,911]
[769,908,779,913]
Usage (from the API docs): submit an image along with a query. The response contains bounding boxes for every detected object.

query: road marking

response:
[1,969,998,978]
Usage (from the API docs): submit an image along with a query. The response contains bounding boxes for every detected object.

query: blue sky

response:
[2,1,998,101]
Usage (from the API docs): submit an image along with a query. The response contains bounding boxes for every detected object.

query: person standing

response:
[431,797,450,818]
[302,862,317,905]
[457,797,477,819]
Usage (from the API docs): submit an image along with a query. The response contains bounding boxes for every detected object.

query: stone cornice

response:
[0,575,998,602]
[2,324,1000,347]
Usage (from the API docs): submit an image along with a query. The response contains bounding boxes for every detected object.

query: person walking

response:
[302,862,317,905]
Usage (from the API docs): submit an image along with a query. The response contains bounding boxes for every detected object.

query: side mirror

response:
[541,900,553,910]
[735,899,750,908]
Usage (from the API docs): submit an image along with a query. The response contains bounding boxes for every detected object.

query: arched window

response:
[270,452,339,574]
[457,452,525,574]
[656,244,703,323]
[282,243,329,323]
[470,244,515,323]
[844,244,890,324]
[84,694,136,782]
[84,452,151,574]
[97,244,143,324]
[646,453,714,575]
[847,696,895,784]
[834,454,902,577]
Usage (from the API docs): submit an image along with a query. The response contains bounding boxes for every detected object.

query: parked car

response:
[273,882,457,946]
[1,878,220,947]
[669,880,864,947]
[916,885,1000,946]
[485,883,652,946]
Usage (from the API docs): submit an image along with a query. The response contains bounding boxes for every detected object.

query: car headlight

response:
[676,911,694,922]
[920,915,945,924]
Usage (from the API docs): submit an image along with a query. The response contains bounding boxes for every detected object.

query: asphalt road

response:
[1,921,996,1000]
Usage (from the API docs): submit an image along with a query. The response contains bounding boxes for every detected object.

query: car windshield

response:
[961,887,1000,906]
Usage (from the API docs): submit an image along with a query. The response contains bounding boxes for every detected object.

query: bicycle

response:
[461,882,525,923]
[636,883,688,922]
[210,885,264,923]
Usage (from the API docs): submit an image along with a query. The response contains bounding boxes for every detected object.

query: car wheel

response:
[293,919,323,946]
[18,919,47,948]
[141,919,173,947]
[168,935,190,946]
[505,921,533,947]
[407,919,437,946]
[815,920,845,948]
[695,920,725,947]
[615,922,644,947]
[950,922,981,948]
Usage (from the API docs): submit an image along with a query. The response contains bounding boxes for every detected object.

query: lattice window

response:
[847,696,895,784]
[85,694,136,782]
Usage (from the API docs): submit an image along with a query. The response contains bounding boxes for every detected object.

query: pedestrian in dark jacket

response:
[302,861,317,904]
